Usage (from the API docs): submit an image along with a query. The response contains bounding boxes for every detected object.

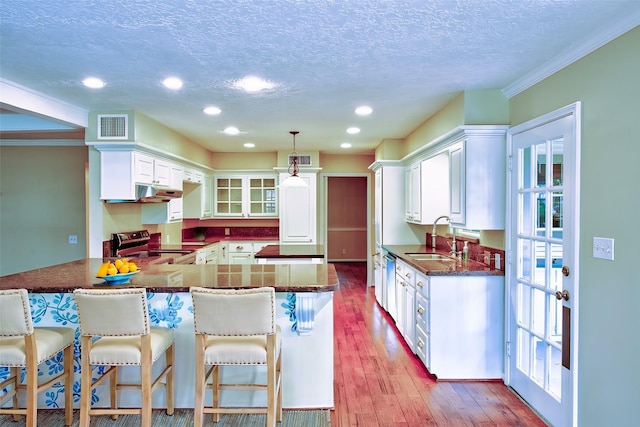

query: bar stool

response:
[0,289,74,427]
[73,288,175,427]
[190,286,282,427]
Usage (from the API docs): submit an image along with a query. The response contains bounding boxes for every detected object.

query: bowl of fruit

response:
[96,259,140,285]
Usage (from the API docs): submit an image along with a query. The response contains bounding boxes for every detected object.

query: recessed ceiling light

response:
[341,143,352,148]
[355,106,373,116]
[346,127,360,134]
[223,126,240,135]
[244,143,255,148]
[163,77,183,90]
[203,106,221,115]
[231,75,276,93]
[82,77,105,89]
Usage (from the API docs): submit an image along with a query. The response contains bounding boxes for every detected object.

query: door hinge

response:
[506,341,511,357]
[507,156,513,172]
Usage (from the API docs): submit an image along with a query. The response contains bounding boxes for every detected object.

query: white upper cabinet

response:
[402,125,507,230]
[447,127,507,229]
[133,152,181,188]
[213,174,278,218]
[405,151,450,225]
[279,172,317,244]
[183,172,213,219]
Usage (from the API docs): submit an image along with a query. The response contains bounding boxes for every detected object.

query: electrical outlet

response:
[342,248,347,255]
[68,235,78,245]
[225,228,230,236]
[483,250,491,265]
[166,234,170,243]
[593,237,615,260]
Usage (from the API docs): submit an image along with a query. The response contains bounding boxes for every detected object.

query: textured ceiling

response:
[1,1,639,154]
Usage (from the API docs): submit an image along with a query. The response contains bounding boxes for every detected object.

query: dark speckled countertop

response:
[255,244,324,258]
[382,245,504,276]
[0,258,339,293]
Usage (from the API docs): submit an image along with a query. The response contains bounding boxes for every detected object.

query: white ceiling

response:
[1,1,639,155]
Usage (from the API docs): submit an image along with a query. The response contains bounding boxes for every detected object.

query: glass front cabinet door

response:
[214,174,277,218]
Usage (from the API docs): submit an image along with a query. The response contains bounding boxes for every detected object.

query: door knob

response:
[562,265,570,277]
[555,289,570,301]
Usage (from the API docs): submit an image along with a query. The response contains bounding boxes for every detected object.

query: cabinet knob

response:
[416,281,423,287]
[405,272,411,278]
[417,307,425,314]
[417,340,424,348]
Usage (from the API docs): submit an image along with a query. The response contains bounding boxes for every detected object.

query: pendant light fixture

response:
[279,130,309,188]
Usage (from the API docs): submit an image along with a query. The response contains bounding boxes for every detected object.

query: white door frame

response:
[506,102,581,427]
[319,172,372,284]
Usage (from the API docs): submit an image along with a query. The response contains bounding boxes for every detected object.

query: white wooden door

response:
[507,103,580,427]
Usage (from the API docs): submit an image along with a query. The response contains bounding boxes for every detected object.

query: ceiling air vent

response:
[289,154,312,167]
[98,114,128,140]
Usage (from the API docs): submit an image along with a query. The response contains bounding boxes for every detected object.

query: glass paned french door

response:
[507,104,579,427]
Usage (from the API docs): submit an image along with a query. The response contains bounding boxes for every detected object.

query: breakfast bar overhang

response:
[0,260,339,411]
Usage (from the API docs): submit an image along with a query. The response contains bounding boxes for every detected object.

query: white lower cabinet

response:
[227,242,253,264]
[221,241,278,264]
[391,256,504,380]
[395,260,416,353]
[424,274,504,380]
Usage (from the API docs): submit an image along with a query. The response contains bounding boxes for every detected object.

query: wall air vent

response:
[98,114,128,140]
[289,154,312,167]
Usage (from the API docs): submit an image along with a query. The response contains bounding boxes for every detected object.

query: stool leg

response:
[24,335,38,427]
[276,352,283,422]
[166,344,175,415]
[63,345,73,426]
[212,365,221,423]
[10,367,20,422]
[141,335,152,427]
[79,336,92,427]
[110,366,118,420]
[194,334,205,427]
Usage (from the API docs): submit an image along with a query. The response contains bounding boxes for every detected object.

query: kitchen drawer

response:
[415,292,429,334]
[415,326,430,369]
[228,242,251,253]
[415,271,429,298]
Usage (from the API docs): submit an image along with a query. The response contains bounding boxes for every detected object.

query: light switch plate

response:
[593,237,614,260]
[68,235,78,245]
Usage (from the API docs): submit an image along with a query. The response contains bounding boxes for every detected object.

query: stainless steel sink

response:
[404,253,456,262]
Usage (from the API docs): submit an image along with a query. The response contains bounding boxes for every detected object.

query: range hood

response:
[106,184,183,203]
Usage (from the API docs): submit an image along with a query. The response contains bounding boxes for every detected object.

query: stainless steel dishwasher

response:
[384,253,397,319]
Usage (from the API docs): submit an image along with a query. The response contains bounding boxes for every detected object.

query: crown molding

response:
[503,13,640,99]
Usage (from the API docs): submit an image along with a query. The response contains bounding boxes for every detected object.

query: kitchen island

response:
[0,260,338,411]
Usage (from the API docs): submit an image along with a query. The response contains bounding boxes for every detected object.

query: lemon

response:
[107,266,118,276]
[128,263,138,272]
[118,265,130,274]
[96,262,110,277]
[114,259,124,269]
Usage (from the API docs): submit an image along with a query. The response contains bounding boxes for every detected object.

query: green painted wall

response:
[0,146,87,275]
[510,26,640,426]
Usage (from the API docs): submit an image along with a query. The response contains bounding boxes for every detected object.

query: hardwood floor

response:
[330,262,548,427]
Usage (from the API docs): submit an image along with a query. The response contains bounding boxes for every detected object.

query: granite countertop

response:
[0,259,339,293]
[382,245,504,276]
[181,236,280,246]
[254,244,325,258]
